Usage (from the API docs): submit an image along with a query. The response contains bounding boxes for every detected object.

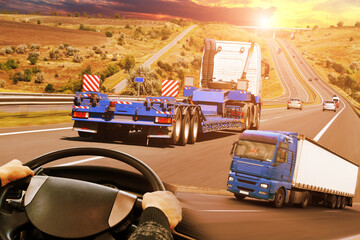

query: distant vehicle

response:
[332,96,340,108]
[315,77,318,81]
[323,100,336,112]
[309,78,312,82]
[227,130,358,208]
[287,98,303,110]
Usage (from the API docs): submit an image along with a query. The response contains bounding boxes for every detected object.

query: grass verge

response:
[0,111,72,128]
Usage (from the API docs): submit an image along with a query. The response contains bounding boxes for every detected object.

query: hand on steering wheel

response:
[0,147,165,240]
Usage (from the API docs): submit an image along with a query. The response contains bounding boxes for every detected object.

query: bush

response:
[37,19,41,24]
[0,59,19,70]
[122,67,160,95]
[28,51,40,59]
[45,84,55,92]
[55,73,59,77]
[326,59,334,68]
[0,80,5,88]
[16,44,28,54]
[65,46,79,57]
[32,66,41,74]
[355,22,360,28]
[30,44,41,50]
[0,46,13,55]
[350,37,354,41]
[119,55,135,72]
[125,24,131,29]
[58,44,64,50]
[34,72,44,83]
[29,56,38,65]
[191,56,202,69]
[73,53,83,63]
[349,62,359,71]
[333,63,347,74]
[157,61,173,72]
[337,21,344,27]
[117,37,125,46]
[105,31,113,37]
[11,69,33,84]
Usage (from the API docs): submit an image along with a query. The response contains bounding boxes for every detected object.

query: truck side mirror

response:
[230,142,237,156]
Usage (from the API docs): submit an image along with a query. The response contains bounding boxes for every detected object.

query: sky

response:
[1,0,360,28]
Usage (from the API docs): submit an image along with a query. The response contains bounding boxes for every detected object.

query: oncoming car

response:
[287,98,303,110]
[323,100,336,112]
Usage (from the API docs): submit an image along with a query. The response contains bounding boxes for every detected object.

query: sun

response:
[259,16,271,27]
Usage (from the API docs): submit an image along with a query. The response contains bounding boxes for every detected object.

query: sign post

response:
[134,77,144,96]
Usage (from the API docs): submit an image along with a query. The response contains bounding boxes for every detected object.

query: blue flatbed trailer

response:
[71,86,260,145]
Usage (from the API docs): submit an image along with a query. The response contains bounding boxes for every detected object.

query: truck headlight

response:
[228,176,234,181]
[260,183,268,189]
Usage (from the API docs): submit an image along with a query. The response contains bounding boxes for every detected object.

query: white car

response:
[287,98,303,110]
[323,101,336,112]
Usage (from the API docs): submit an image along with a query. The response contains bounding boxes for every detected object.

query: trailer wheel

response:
[336,196,342,209]
[301,192,310,208]
[188,110,199,144]
[234,193,246,200]
[170,108,182,145]
[78,131,91,138]
[328,195,337,209]
[179,110,191,146]
[340,197,346,209]
[273,188,285,208]
[251,111,260,130]
[245,109,251,130]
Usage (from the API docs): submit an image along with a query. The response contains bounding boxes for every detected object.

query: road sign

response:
[135,77,144,83]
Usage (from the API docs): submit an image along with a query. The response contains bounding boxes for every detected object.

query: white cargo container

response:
[293,138,358,197]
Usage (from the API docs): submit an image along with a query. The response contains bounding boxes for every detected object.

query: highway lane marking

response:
[313,104,346,141]
[56,156,104,166]
[199,210,262,213]
[0,127,72,136]
[338,234,360,240]
[261,108,320,122]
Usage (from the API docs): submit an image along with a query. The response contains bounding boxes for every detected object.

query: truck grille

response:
[237,179,256,185]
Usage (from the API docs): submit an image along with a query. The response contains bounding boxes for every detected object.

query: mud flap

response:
[73,121,98,133]
[147,127,172,140]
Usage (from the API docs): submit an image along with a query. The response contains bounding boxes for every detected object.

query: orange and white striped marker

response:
[83,74,100,92]
[162,80,179,97]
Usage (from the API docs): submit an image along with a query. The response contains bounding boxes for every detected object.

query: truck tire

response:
[245,109,251,130]
[336,196,341,209]
[251,111,260,130]
[234,193,246,200]
[78,131,91,138]
[273,188,285,208]
[328,195,337,209]
[340,197,346,209]
[179,110,190,146]
[301,192,310,208]
[170,108,182,145]
[188,110,199,144]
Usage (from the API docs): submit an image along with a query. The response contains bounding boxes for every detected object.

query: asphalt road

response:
[0,37,359,239]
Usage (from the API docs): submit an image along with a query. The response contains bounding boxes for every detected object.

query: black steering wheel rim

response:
[25,147,165,191]
[0,147,165,240]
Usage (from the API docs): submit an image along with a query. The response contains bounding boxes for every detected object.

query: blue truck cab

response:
[227,130,298,205]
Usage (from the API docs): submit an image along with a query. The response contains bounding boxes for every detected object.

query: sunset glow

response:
[1,0,360,28]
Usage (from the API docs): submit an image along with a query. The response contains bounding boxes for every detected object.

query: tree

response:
[114,14,119,19]
[337,21,344,27]
[312,25,319,31]
[355,22,360,28]
[97,13,102,18]
[119,55,135,73]
[67,13,72,17]
[74,12,79,17]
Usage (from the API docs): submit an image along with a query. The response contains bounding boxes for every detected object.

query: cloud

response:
[0,0,275,26]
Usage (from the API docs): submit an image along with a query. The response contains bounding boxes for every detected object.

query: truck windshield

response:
[234,140,276,162]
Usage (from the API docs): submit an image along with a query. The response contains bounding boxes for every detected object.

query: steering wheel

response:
[0,147,165,240]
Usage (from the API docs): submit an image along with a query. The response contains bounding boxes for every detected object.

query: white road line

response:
[0,127,72,136]
[56,156,104,167]
[338,234,360,240]
[199,210,262,213]
[313,106,346,141]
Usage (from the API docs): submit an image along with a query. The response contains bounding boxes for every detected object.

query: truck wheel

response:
[336,196,341,209]
[251,112,260,130]
[234,193,246,200]
[170,108,182,145]
[179,110,190,146]
[340,197,346,209]
[188,110,199,144]
[78,131,91,138]
[244,109,251,130]
[328,195,336,209]
[273,188,285,208]
[301,192,310,208]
